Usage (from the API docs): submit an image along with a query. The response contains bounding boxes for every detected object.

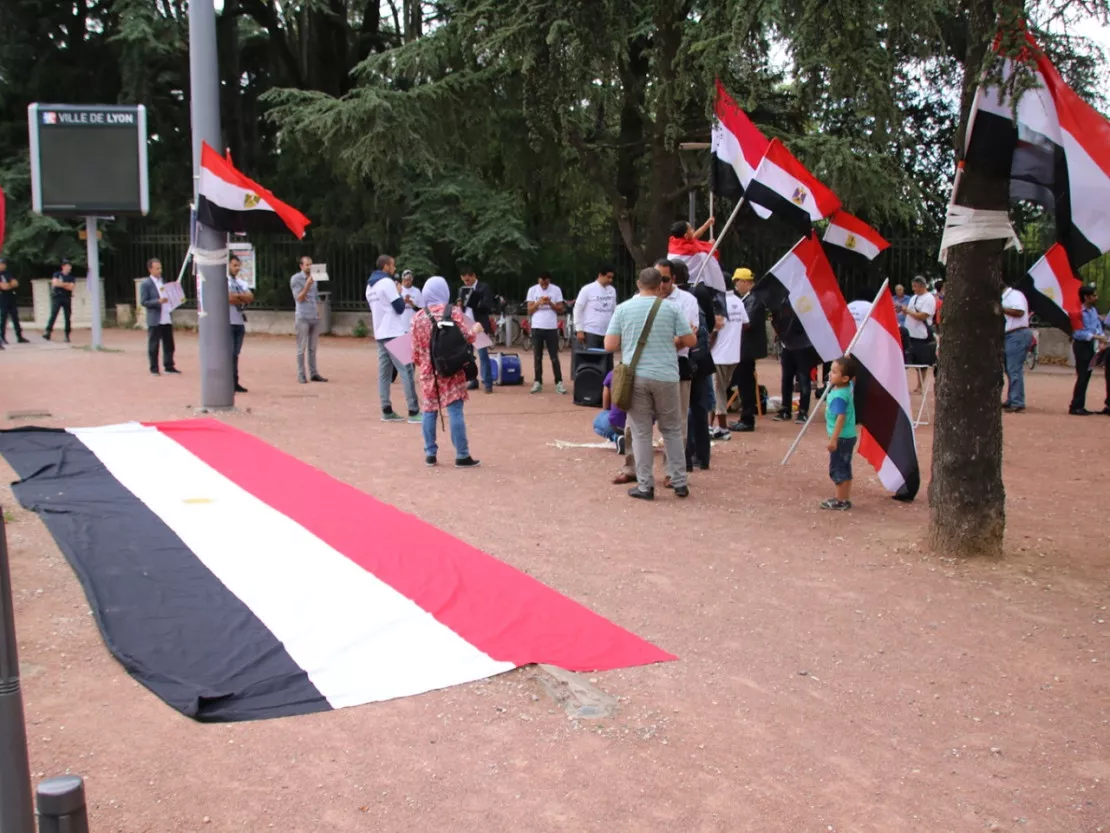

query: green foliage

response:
[351,318,369,338]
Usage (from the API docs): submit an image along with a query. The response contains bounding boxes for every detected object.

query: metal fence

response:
[95,233,1110,312]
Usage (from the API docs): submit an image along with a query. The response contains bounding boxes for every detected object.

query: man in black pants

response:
[43,259,75,342]
[138,258,181,375]
[0,257,29,346]
[1070,285,1106,415]
[527,271,567,394]
[730,268,765,432]
[774,305,816,424]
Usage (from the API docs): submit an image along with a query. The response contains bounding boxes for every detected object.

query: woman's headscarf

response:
[422,276,450,307]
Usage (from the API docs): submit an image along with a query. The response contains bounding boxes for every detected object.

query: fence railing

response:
[87,233,1110,312]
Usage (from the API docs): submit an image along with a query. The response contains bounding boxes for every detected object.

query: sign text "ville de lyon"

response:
[46,111,136,126]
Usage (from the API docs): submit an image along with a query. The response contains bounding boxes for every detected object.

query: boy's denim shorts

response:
[829,436,856,484]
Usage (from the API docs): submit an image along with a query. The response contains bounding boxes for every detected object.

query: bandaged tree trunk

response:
[928,0,1017,558]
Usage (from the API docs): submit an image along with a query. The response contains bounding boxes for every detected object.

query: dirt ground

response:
[0,328,1107,833]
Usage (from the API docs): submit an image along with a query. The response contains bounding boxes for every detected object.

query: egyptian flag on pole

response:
[1020,243,1085,333]
[755,232,855,362]
[668,236,727,293]
[963,34,1110,268]
[822,210,890,269]
[851,294,920,501]
[745,139,841,234]
[0,420,672,722]
[197,142,310,239]
[710,80,772,219]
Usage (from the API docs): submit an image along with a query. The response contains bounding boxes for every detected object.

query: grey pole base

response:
[36,776,88,833]
[0,512,35,833]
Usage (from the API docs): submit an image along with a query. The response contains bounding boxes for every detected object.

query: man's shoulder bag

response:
[611,298,664,412]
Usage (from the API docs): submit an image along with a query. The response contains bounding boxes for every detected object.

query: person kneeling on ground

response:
[593,370,627,454]
[822,355,858,511]
[410,276,482,469]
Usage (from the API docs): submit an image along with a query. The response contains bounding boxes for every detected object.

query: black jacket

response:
[459,280,494,334]
[740,292,767,360]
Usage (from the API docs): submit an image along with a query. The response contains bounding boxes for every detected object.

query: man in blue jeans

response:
[458,265,494,393]
[1001,285,1032,413]
[592,370,627,454]
[366,254,420,422]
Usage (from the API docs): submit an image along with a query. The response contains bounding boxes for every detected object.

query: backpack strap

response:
[626,298,664,375]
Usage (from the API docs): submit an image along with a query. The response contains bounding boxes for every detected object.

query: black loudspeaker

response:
[572,348,613,407]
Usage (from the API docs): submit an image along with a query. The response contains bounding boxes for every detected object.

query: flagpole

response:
[691,197,745,284]
[781,278,890,466]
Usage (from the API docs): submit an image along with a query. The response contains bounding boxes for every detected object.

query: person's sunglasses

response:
[661,277,673,283]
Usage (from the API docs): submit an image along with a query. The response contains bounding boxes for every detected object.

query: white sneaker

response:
[555,382,567,395]
[530,382,542,394]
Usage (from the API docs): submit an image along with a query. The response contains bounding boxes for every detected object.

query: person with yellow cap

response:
[709,268,750,439]
[728,267,767,433]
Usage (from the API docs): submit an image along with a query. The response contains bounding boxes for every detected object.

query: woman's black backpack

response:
[430,306,477,379]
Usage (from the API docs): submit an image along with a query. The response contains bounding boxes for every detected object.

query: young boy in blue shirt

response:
[822,355,857,511]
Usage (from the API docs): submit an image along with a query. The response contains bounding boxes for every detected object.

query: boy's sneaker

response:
[381,410,405,423]
[819,499,852,511]
[775,410,792,421]
[530,382,542,394]
[456,456,481,469]
[407,411,422,424]
[615,434,626,455]
[555,382,567,395]
[425,456,437,467]
[794,412,808,424]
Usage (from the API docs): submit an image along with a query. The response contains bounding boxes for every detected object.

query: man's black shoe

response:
[425,456,437,467]
[728,421,755,432]
[235,384,248,393]
[674,485,690,499]
[1070,407,1092,416]
[17,337,29,344]
[310,375,328,382]
[627,487,654,501]
[165,368,182,374]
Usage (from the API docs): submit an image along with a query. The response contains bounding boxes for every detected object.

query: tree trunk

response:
[928,0,1013,558]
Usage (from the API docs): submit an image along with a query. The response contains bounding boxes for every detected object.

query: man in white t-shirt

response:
[904,276,937,367]
[1002,285,1032,412]
[709,279,749,440]
[574,265,617,349]
[398,269,423,333]
[527,272,566,394]
[227,254,254,393]
[367,254,420,423]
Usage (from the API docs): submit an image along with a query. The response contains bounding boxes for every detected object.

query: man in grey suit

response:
[139,258,180,375]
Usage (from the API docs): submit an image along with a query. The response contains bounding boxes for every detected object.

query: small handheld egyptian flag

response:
[822,210,890,269]
[196,142,310,239]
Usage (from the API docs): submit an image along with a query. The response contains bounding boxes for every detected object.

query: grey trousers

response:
[663,378,692,468]
[627,376,686,491]
[295,318,320,380]
[714,364,737,416]
[376,338,419,414]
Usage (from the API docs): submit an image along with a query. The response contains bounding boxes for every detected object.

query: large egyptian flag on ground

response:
[0,420,673,722]
[668,236,727,292]
[963,34,1110,268]
[1020,242,1085,333]
[710,80,772,219]
[197,142,310,239]
[851,294,920,501]
[822,210,890,270]
[754,232,855,362]
[745,139,841,234]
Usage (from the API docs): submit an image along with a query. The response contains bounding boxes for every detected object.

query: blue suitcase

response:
[492,352,523,386]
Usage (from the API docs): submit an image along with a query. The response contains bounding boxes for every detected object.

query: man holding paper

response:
[139,257,181,376]
[367,254,421,423]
